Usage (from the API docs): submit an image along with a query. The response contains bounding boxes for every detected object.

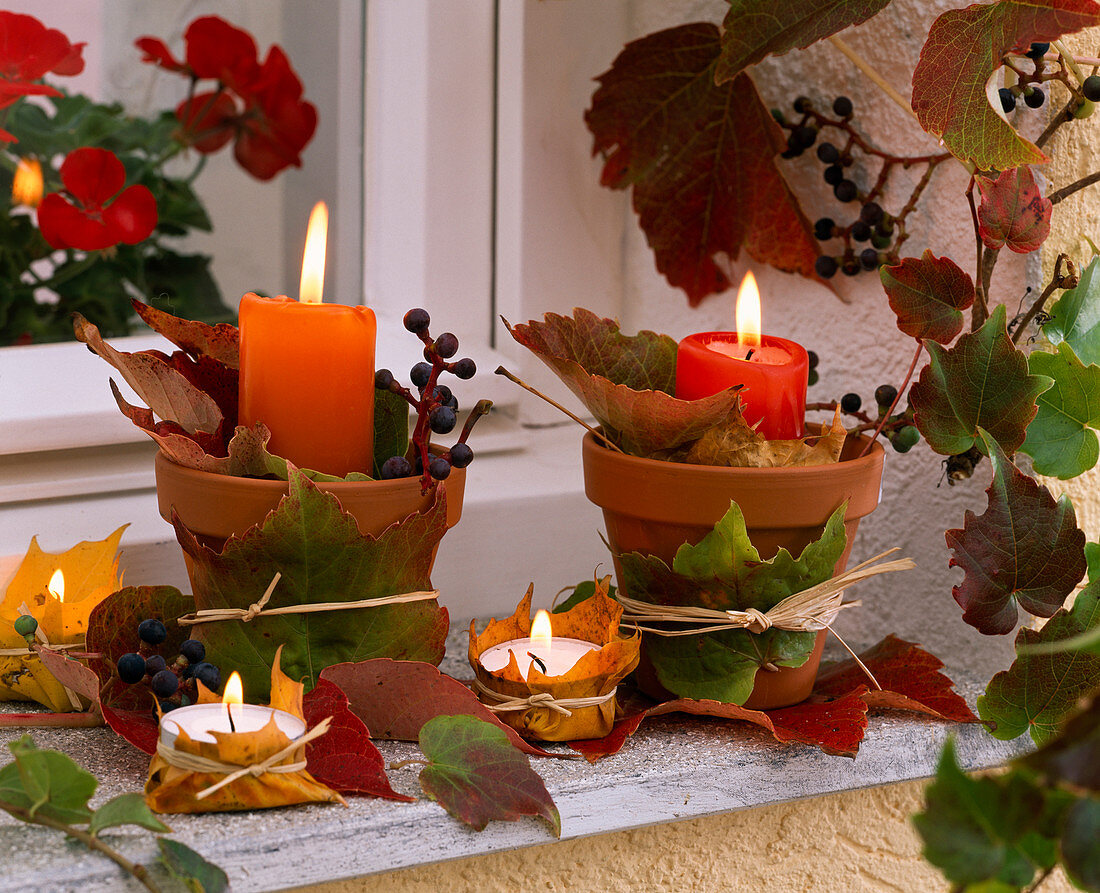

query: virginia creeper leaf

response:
[912,1,1100,171]
[89,793,170,835]
[1019,343,1100,479]
[946,430,1085,636]
[1045,254,1100,366]
[715,0,895,83]
[977,166,1052,253]
[505,310,741,456]
[1019,689,1100,792]
[586,23,819,305]
[979,577,1100,743]
[909,305,1051,455]
[880,250,975,344]
[175,468,449,699]
[1061,797,1100,890]
[417,715,560,835]
[157,839,229,893]
[0,736,96,825]
[131,297,239,369]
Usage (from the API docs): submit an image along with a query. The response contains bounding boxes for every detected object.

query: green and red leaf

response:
[880,251,975,344]
[977,166,1052,254]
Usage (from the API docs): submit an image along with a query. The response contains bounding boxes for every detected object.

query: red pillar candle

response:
[239,203,377,477]
[675,272,808,440]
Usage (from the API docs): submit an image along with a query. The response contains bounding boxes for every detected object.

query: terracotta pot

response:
[581,431,885,709]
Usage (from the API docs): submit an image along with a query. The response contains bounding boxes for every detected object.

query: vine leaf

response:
[715,0,895,83]
[1019,343,1100,480]
[157,839,230,893]
[978,576,1100,744]
[417,715,560,835]
[912,1,1100,171]
[505,310,741,456]
[1019,689,1100,792]
[909,304,1051,456]
[880,251,975,344]
[0,735,97,825]
[946,430,1086,636]
[585,23,819,306]
[1045,254,1100,366]
[88,793,169,836]
[977,166,1052,254]
[1061,797,1100,890]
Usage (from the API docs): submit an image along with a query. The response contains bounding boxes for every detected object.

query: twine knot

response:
[737,608,771,633]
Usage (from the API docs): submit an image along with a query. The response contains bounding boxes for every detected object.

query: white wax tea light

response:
[478,609,598,677]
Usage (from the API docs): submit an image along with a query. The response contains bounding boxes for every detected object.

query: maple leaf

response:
[1018,688,1100,792]
[417,715,560,835]
[505,310,741,456]
[946,430,1086,636]
[1044,255,1100,367]
[978,166,1052,254]
[175,468,450,700]
[715,0,895,83]
[1019,344,1100,480]
[912,1,1100,171]
[909,304,1051,456]
[979,576,1100,744]
[585,23,819,305]
[880,251,975,344]
[131,298,240,369]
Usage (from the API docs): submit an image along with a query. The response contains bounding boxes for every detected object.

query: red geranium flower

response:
[136,16,316,181]
[0,12,84,141]
[37,148,157,251]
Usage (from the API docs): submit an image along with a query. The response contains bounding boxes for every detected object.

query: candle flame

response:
[12,157,42,207]
[735,271,762,349]
[531,610,553,653]
[299,201,328,304]
[47,569,65,603]
[222,671,244,706]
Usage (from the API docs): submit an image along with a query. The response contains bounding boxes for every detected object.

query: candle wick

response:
[744,348,755,361]
[227,703,236,733]
[526,651,547,674]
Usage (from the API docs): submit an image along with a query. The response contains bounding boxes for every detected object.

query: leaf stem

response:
[857,342,923,459]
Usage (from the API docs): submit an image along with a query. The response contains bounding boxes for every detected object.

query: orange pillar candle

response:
[239,203,376,477]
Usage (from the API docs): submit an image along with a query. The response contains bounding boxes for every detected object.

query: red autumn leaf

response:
[319,659,559,760]
[568,711,648,763]
[947,431,1086,636]
[34,647,101,705]
[977,166,1052,254]
[880,251,975,344]
[301,679,411,801]
[0,12,85,140]
[37,148,157,250]
[585,23,819,306]
[912,1,1100,171]
[715,0,895,83]
[130,298,240,370]
[418,715,560,835]
[505,310,741,457]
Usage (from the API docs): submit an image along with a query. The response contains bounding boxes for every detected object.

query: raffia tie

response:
[156,716,331,800]
[470,676,617,717]
[177,572,439,626]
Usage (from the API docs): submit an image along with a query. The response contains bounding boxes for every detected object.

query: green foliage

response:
[1020,344,1100,480]
[553,578,617,614]
[1045,255,1100,367]
[372,387,411,479]
[158,839,229,893]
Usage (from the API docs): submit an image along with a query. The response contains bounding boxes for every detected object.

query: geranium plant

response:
[0,11,316,346]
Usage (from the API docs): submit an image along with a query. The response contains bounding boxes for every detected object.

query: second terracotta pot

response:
[581,431,885,709]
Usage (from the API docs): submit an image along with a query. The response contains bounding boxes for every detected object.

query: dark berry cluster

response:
[831,383,919,452]
[374,308,490,492]
[998,43,1052,113]
[115,619,221,713]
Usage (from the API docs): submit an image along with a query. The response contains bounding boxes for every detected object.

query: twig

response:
[827,36,917,122]
[965,176,988,329]
[1054,40,1088,85]
[1012,254,1076,345]
[494,366,624,453]
[1049,168,1100,204]
[858,342,923,458]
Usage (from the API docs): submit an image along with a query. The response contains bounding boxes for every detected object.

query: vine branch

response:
[1011,253,1077,345]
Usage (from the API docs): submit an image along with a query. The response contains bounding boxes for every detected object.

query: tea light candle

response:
[478,610,598,677]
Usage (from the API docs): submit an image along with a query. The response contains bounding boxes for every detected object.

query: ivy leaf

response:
[979,577,1100,744]
[1019,343,1100,479]
[1019,689,1100,792]
[1061,797,1100,890]
[505,310,741,456]
[157,839,229,893]
[946,430,1086,636]
[0,736,96,825]
[715,0,895,83]
[909,305,1051,456]
[912,1,1100,171]
[176,469,449,700]
[1045,254,1100,366]
[89,793,170,836]
[417,715,560,835]
[977,166,1052,254]
[880,251,975,344]
[130,298,239,369]
[586,23,819,306]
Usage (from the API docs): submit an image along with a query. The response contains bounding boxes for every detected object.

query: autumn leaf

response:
[1044,254,1100,367]
[880,251,975,344]
[909,305,1051,456]
[715,0,894,83]
[505,310,741,456]
[1019,344,1100,480]
[176,468,449,700]
[979,576,1100,744]
[946,430,1086,636]
[912,1,1100,171]
[131,298,240,369]
[978,166,1052,253]
[667,407,846,467]
[586,23,819,305]
[417,715,560,835]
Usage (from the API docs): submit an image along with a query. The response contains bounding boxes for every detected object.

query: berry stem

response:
[826,36,918,124]
[858,342,923,459]
[456,399,493,445]
[806,401,877,427]
[1012,254,1076,346]
[1054,39,1088,87]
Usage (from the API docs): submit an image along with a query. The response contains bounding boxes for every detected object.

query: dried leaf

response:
[912,2,1100,171]
[978,166,1052,253]
[1020,344,1100,480]
[946,430,1086,636]
[672,408,846,467]
[880,251,975,344]
[506,310,741,456]
[132,298,239,369]
[110,380,227,465]
[586,23,819,305]
[1044,255,1100,366]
